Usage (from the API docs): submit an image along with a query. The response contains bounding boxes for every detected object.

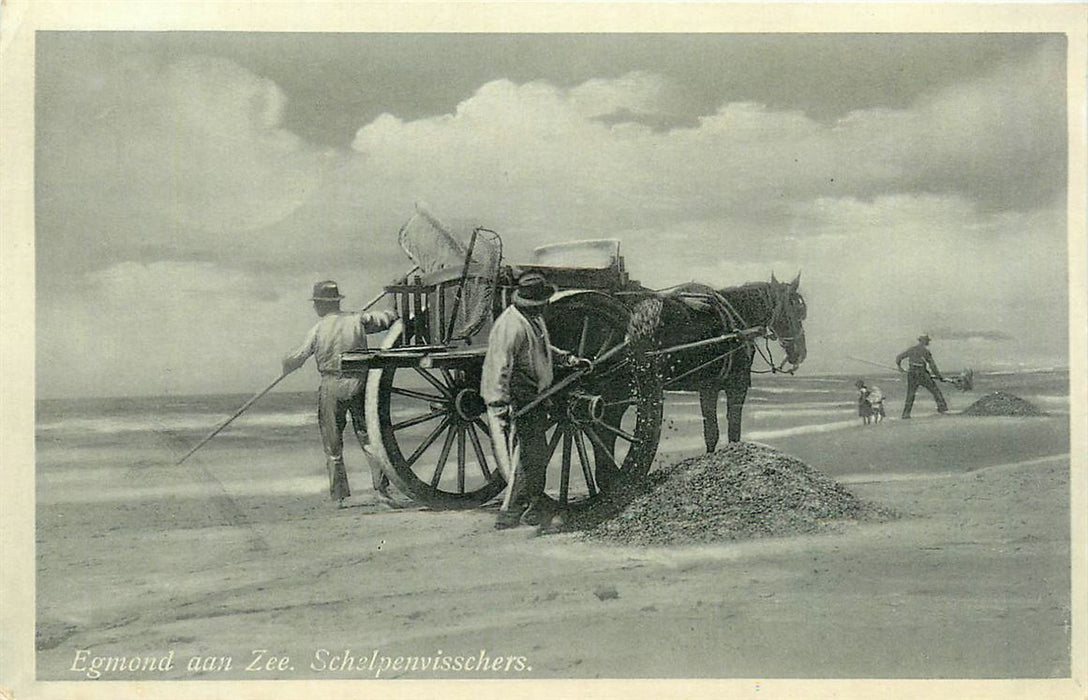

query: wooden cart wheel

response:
[365,324,506,509]
[536,293,663,511]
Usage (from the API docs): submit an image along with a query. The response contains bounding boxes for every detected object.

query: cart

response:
[340,213,664,512]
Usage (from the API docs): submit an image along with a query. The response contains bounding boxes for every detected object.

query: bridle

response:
[752,283,805,375]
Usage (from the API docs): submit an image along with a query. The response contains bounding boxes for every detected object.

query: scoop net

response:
[397,204,502,341]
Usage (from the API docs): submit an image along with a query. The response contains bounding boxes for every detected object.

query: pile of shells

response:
[962,391,1044,416]
[580,442,893,546]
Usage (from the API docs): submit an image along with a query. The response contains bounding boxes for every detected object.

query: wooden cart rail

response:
[341,345,486,374]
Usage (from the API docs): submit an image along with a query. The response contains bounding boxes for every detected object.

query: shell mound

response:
[581,442,892,546]
[962,391,1043,416]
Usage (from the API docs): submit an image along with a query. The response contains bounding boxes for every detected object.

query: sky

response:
[33,32,1070,399]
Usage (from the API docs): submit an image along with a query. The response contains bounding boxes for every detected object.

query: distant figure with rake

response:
[283,280,399,508]
[895,333,948,419]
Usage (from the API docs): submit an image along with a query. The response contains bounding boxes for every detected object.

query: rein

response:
[724,282,800,375]
[649,279,802,383]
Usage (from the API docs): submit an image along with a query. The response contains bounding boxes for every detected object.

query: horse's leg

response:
[723,379,750,443]
[698,384,720,453]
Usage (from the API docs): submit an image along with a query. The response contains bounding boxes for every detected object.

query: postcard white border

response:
[2,3,1085,699]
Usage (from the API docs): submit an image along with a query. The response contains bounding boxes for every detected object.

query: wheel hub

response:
[453,388,486,422]
[566,390,604,424]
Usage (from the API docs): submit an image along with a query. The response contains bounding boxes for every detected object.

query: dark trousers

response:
[902,368,947,417]
[490,402,550,511]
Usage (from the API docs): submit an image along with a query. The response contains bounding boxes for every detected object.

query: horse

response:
[628,273,807,451]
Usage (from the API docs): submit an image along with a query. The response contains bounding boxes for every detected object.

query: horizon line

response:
[33,365,1072,402]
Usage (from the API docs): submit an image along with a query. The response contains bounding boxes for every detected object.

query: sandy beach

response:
[30,370,1074,686]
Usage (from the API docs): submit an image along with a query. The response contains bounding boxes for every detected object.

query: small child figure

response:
[868,384,886,423]
[856,379,873,425]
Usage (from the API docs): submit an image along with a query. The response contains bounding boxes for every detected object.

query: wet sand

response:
[33,394,1073,684]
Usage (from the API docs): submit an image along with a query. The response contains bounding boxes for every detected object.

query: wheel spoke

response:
[472,417,491,439]
[595,328,616,359]
[544,424,564,465]
[390,386,448,403]
[413,367,453,398]
[573,429,597,497]
[576,316,590,356]
[593,419,643,445]
[583,426,620,472]
[440,367,457,389]
[393,409,446,432]
[560,429,573,505]
[430,424,457,488]
[596,357,631,378]
[467,424,493,481]
[603,397,638,408]
[406,416,451,467]
[456,426,467,494]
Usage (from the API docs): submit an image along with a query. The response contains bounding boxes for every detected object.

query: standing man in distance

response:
[895,333,948,419]
[482,271,590,530]
[283,280,399,508]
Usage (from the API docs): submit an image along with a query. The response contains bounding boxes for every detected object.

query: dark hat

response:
[918,333,931,343]
[512,271,557,307]
[311,280,345,301]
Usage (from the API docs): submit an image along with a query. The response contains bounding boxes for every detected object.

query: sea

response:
[35,369,1071,504]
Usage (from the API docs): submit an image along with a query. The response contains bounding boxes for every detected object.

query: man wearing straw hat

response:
[482,271,591,530]
[895,333,948,419]
[283,280,399,508]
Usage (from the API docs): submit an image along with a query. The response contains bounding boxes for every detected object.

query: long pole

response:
[646,326,764,356]
[846,356,905,373]
[366,265,418,312]
[176,271,415,466]
[176,373,289,465]
[515,339,631,419]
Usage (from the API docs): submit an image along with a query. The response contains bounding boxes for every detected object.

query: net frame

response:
[395,205,502,342]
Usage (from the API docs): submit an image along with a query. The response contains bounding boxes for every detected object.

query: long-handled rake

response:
[846,356,974,391]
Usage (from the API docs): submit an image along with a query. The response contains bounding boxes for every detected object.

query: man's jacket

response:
[481,306,556,407]
[895,342,942,378]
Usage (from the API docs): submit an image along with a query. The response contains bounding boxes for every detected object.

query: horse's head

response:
[768,272,807,369]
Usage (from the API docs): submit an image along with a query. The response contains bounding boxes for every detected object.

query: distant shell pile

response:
[962,391,1044,416]
[580,442,893,546]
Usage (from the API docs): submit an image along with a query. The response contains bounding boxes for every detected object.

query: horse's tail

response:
[627,296,665,349]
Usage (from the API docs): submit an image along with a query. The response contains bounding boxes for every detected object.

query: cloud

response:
[34,40,1069,394]
[591,107,699,133]
[38,41,1064,284]
[37,51,335,280]
[929,328,1015,342]
[87,261,281,301]
[348,44,1063,249]
[837,42,1066,210]
[36,261,346,397]
[786,195,1067,373]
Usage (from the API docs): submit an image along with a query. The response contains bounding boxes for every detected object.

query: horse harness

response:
[662,282,794,387]
[749,283,802,375]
